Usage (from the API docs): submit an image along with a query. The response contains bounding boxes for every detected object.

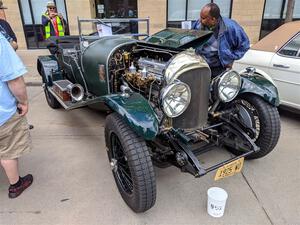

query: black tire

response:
[40,65,61,109]
[105,113,156,213]
[226,94,281,159]
[44,87,61,109]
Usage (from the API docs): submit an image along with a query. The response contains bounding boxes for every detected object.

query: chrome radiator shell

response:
[172,67,211,130]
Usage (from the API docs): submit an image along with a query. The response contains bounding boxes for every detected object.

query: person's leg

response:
[1,158,33,198]
[0,158,19,185]
[0,114,33,198]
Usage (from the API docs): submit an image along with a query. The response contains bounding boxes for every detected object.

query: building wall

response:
[1,0,265,49]
[231,0,265,43]
[137,0,166,34]
[65,0,95,35]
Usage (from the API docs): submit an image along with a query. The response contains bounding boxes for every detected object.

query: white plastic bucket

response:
[207,187,228,218]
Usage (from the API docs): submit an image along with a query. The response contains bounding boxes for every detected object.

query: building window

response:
[167,0,232,28]
[18,0,68,49]
[260,0,300,39]
[278,33,300,57]
[187,0,210,21]
[94,0,138,35]
[95,0,137,19]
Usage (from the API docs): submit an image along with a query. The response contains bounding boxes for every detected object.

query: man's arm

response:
[7,76,28,116]
[41,14,50,26]
[191,19,201,30]
[230,23,250,60]
[3,20,17,42]
[4,22,18,50]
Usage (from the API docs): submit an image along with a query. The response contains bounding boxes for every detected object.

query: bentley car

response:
[37,18,281,213]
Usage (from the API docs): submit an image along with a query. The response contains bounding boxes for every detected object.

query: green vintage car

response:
[37,18,280,213]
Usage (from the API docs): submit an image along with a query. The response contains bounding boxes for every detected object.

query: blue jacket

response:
[192,17,250,67]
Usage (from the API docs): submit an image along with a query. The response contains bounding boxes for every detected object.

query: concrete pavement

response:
[17,49,48,85]
[0,86,299,225]
[0,50,299,224]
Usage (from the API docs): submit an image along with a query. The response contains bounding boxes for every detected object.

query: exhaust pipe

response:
[67,83,84,102]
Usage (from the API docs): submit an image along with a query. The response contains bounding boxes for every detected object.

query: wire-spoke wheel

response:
[226,94,281,159]
[105,113,156,213]
[110,133,133,195]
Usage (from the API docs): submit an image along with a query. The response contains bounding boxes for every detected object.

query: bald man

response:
[192,3,249,77]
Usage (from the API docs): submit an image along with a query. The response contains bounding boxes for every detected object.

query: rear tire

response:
[44,87,61,109]
[40,66,61,109]
[226,95,280,159]
[105,113,156,213]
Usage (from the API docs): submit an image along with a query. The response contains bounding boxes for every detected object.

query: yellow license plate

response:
[214,157,244,181]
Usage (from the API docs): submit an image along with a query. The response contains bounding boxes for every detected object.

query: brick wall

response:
[231,0,265,44]
[137,0,166,34]
[65,0,94,35]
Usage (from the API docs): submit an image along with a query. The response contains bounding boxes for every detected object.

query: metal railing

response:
[77,17,150,42]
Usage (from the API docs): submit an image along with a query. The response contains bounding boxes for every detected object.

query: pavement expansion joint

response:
[241,172,274,225]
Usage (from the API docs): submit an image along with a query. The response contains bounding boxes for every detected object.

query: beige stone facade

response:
[1,0,266,49]
[65,0,94,35]
[137,0,166,34]
[231,0,265,44]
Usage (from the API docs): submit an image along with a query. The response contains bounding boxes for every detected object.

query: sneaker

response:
[8,174,33,199]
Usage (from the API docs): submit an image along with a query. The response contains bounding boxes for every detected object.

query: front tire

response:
[226,94,281,159]
[105,113,156,213]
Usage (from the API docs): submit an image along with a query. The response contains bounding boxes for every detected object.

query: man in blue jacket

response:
[192,3,250,77]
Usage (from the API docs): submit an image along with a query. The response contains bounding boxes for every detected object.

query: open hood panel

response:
[145,28,213,49]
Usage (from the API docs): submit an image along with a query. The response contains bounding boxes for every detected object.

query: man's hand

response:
[17,102,29,116]
[58,13,63,19]
[10,41,18,51]
[49,12,57,18]
[225,63,233,69]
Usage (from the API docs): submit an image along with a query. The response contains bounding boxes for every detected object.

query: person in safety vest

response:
[41,1,68,39]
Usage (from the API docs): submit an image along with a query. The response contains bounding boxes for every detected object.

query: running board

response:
[47,86,103,110]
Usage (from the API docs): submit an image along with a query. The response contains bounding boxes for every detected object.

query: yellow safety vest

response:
[44,14,65,39]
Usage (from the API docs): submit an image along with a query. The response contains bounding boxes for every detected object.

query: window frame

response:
[277,32,300,59]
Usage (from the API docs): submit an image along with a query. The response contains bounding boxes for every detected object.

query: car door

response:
[269,33,300,109]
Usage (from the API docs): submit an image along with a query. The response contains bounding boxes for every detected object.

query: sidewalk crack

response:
[241,172,274,225]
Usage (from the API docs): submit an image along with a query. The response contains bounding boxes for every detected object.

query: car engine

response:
[107,43,211,130]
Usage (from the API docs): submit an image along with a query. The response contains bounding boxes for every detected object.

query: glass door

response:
[94,0,138,35]
[18,0,68,49]
[95,0,137,19]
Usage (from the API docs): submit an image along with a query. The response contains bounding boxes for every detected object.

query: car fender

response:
[238,68,277,87]
[37,55,62,84]
[239,73,280,107]
[103,93,159,140]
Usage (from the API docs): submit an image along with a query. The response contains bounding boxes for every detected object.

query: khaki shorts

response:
[0,112,32,160]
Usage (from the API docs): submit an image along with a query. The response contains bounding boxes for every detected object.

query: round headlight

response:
[161,82,191,118]
[218,70,241,102]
